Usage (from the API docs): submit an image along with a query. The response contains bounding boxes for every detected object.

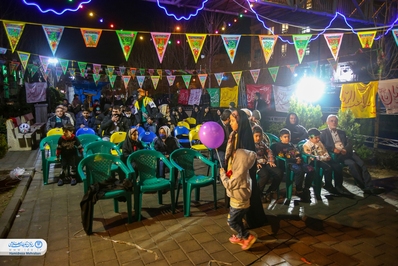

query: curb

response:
[0,168,34,238]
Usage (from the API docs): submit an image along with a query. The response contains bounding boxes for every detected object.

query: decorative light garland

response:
[156,0,209,21]
[21,0,92,15]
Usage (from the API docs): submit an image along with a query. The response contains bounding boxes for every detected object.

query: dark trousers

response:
[342,153,372,188]
[316,160,343,189]
[257,163,283,193]
[228,206,249,239]
[60,156,78,178]
[290,163,315,191]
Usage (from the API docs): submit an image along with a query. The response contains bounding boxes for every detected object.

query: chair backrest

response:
[47,128,63,136]
[76,127,96,136]
[174,126,190,139]
[177,121,190,130]
[139,131,157,144]
[296,139,307,153]
[84,141,121,156]
[110,131,127,144]
[127,149,172,182]
[195,124,202,131]
[131,126,145,136]
[188,129,200,145]
[77,134,102,147]
[40,135,61,157]
[185,117,196,126]
[266,133,280,146]
[169,148,201,179]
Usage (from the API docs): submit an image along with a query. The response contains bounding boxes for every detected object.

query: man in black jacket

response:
[320,114,383,194]
[100,105,129,140]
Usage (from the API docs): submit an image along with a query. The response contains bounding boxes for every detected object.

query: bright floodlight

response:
[48,58,58,64]
[295,77,325,103]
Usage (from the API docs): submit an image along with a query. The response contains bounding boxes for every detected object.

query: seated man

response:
[99,105,129,141]
[46,105,72,132]
[76,108,96,130]
[320,114,383,194]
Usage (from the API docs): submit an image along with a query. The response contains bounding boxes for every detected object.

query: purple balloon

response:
[199,121,225,149]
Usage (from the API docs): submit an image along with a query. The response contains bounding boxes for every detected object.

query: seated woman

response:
[191,105,200,120]
[197,106,214,124]
[176,106,188,122]
[152,126,180,177]
[284,112,308,145]
[122,127,144,162]
[158,104,176,132]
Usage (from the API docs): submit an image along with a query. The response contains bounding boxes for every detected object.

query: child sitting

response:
[143,116,157,134]
[56,124,83,186]
[220,149,257,251]
[303,128,344,195]
[252,126,283,203]
[271,128,314,203]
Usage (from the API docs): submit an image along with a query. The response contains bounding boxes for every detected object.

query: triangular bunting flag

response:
[109,75,117,88]
[250,69,260,83]
[3,21,25,53]
[198,74,207,89]
[157,69,162,79]
[80,68,88,78]
[59,59,69,75]
[307,61,318,73]
[327,58,339,72]
[106,66,115,77]
[231,71,242,85]
[137,76,145,88]
[39,56,50,73]
[165,69,172,76]
[186,34,207,63]
[128,68,136,79]
[93,73,101,85]
[116,30,137,61]
[324,33,344,61]
[357,31,376,48]
[259,35,278,64]
[92,64,101,74]
[17,51,30,69]
[182,75,191,89]
[167,75,175,86]
[69,68,76,77]
[55,67,62,82]
[287,64,298,74]
[119,66,126,75]
[293,34,312,64]
[42,25,64,56]
[214,73,224,86]
[116,70,121,76]
[29,64,39,77]
[78,62,87,77]
[41,68,51,81]
[0,47,7,54]
[122,75,131,89]
[268,66,279,82]
[80,28,102,47]
[151,32,171,63]
[151,76,160,90]
[9,61,20,74]
[148,69,155,76]
[393,29,398,46]
[139,68,145,76]
[221,35,241,63]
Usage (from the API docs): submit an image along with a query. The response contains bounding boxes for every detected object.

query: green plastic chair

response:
[77,134,102,147]
[84,141,123,176]
[40,135,61,185]
[126,150,176,221]
[266,133,280,146]
[169,148,217,217]
[78,154,134,234]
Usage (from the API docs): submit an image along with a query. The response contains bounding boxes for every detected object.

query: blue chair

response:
[126,150,176,221]
[78,154,134,234]
[131,126,145,136]
[76,127,96,136]
[139,131,157,147]
[174,126,190,147]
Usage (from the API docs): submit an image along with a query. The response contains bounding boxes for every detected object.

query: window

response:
[306,0,312,9]
[301,26,310,34]
[281,44,287,57]
[281,24,289,34]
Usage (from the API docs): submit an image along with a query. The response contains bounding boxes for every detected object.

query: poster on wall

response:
[25,82,47,103]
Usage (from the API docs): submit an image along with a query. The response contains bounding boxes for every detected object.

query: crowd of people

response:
[46,88,383,251]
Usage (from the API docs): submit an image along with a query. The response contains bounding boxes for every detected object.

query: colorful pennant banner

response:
[293,34,312,64]
[17,51,30,69]
[39,56,50,73]
[93,73,100,85]
[151,32,171,63]
[3,21,25,53]
[55,67,62,82]
[221,35,241,64]
[69,68,76,77]
[42,25,64,56]
[122,75,131,89]
[119,66,126,75]
[198,74,207,89]
[80,28,102,47]
[231,71,242,86]
[109,75,117,88]
[186,34,207,63]
[78,62,87,77]
[116,30,137,61]
[393,29,398,46]
[182,75,191,89]
[59,59,69,75]
[9,61,20,74]
[259,35,278,64]
[92,63,101,74]
[214,73,224,87]
[324,33,344,61]
[250,69,260,83]
[357,31,376,48]
[0,47,7,54]
[137,76,145,88]
[287,64,298,74]
[167,75,175,86]
[151,76,160,90]
[106,66,115,77]
[268,66,279,82]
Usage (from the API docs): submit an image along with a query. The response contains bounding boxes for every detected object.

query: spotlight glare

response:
[48,58,58,64]
[89,12,93,16]
[295,77,325,103]
[99,18,103,22]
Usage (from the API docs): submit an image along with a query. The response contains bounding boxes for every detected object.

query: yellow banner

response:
[220,86,238,107]
[340,81,378,118]
[357,31,376,48]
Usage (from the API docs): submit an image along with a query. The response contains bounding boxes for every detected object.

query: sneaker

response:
[229,235,244,245]
[70,178,77,186]
[241,234,257,250]
[57,179,64,186]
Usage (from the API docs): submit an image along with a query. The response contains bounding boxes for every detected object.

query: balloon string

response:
[215,149,222,169]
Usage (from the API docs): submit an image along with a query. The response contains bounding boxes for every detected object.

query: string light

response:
[21,0,91,15]
[156,0,209,21]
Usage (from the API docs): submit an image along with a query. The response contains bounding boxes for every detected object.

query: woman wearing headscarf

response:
[158,104,176,132]
[197,105,214,124]
[122,127,144,162]
[153,126,180,177]
[176,106,189,122]
[225,109,267,229]
[285,112,308,144]
[191,104,200,120]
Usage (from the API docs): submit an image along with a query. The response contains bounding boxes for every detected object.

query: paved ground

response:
[0,149,398,265]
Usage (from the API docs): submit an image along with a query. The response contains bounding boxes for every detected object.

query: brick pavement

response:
[1,150,398,265]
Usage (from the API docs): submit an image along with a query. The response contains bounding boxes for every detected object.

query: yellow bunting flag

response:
[340,81,378,118]
[220,86,238,107]
[259,35,278,64]
[151,76,160,90]
[186,34,206,63]
[3,21,25,53]
[151,32,171,63]
[357,31,376,49]
[81,28,102,47]
[17,51,30,69]
[231,71,242,85]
